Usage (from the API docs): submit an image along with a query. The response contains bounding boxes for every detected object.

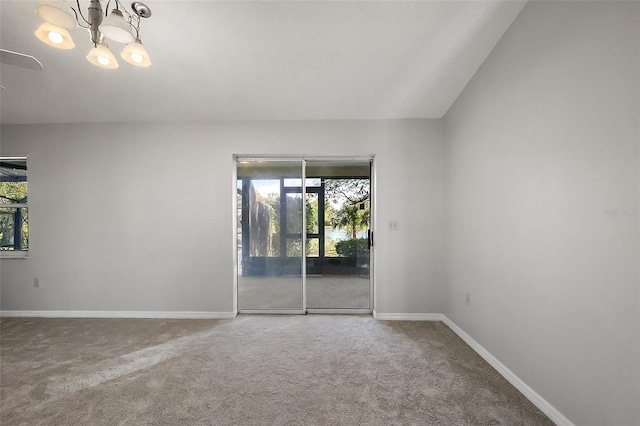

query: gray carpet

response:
[0,315,553,425]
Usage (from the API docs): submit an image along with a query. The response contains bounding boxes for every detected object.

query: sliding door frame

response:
[233,155,375,315]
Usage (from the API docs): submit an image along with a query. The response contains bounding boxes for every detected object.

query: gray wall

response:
[0,119,444,315]
[443,2,639,425]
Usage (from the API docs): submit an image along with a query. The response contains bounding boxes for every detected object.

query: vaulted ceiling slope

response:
[0,1,526,124]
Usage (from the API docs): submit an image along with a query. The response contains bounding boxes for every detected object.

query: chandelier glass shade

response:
[37,3,78,29]
[86,43,119,69]
[99,9,135,44]
[34,1,152,69]
[35,22,75,49]
[120,39,151,67]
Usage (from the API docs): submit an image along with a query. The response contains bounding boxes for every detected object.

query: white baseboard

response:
[0,310,237,319]
[373,311,444,321]
[442,316,574,426]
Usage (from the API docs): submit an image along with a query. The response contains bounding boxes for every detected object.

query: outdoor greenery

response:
[327,179,370,258]
[0,181,28,250]
[324,179,369,206]
[335,238,369,258]
[255,192,317,257]
[334,202,369,240]
[240,177,370,258]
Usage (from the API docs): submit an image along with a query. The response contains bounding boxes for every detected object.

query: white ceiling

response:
[0,1,526,124]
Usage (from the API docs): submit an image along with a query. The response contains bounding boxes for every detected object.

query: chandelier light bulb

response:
[97,55,110,66]
[47,31,64,44]
[35,22,75,49]
[130,53,143,63]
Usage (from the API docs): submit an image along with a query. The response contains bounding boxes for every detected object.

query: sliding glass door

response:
[237,160,304,312]
[236,158,372,313]
[305,161,371,311]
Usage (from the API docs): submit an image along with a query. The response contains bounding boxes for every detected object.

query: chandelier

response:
[34,0,152,69]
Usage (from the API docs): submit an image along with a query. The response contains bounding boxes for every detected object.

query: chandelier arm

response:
[73,1,90,25]
[70,7,88,27]
[116,0,134,24]
[131,13,141,38]
[74,15,91,29]
[104,0,112,16]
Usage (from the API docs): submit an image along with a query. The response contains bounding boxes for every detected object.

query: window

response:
[0,158,28,257]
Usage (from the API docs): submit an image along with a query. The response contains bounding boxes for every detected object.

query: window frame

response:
[0,156,29,259]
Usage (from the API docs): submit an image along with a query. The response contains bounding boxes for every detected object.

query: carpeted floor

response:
[0,315,554,425]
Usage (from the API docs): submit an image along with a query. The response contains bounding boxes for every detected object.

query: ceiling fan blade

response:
[0,49,43,71]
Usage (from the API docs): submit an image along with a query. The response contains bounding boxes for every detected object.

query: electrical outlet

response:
[33,278,40,288]
[465,293,471,305]
[388,220,399,231]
